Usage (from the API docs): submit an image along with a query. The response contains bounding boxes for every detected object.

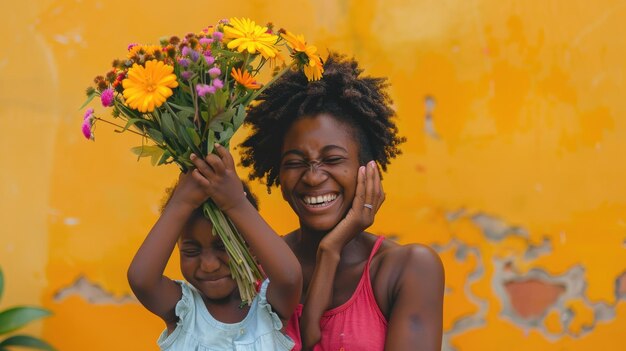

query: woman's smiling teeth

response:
[303,193,338,207]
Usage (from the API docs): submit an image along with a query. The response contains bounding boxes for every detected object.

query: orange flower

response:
[231,68,260,90]
[280,30,324,81]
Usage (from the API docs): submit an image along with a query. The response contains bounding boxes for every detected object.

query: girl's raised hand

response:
[188,144,247,213]
[321,160,385,251]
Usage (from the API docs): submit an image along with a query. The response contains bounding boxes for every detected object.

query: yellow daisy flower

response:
[127,44,162,59]
[303,57,324,81]
[231,67,260,90]
[280,30,324,81]
[223,17,279,59]
[122,60,178,113]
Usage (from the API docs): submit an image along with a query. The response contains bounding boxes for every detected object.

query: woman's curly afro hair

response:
[239,52,405,189]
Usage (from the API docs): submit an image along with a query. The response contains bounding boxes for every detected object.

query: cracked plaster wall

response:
[1,1,625,350]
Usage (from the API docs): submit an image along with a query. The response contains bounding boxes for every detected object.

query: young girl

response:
[127,144,302,350]
[240,53,445,350]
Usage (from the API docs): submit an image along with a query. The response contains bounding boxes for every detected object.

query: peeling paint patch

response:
[471,213,528,241]
[616,272,626,299]
[441,240,488,351]
[504,279,565,319]
[423,95,440,139]
[524,236,553,260]
[54,276,135,305]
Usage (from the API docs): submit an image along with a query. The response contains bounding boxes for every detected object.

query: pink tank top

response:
[285,236,387,350]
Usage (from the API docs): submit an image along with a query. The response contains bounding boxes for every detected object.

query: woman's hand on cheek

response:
[321,161,385,252]
[189,144,247,212]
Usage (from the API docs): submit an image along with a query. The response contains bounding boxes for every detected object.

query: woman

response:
[240,53,444,350]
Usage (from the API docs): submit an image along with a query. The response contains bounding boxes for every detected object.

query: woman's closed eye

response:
[281,156,346,169]
[181,248,201,257]
[282,159,309,169]
[322,156,346,165]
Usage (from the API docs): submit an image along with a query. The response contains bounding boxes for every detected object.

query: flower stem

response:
[93,117,147,137]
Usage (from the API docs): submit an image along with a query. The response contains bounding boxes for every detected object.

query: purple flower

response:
[189,50,200,62]
[181,46,190,56]
[204,55,215,66]
[199,37,213,47]
[100,88,114,107]
[196,84,216,97]
[208,67,221,78]
[212,78,223,89]
[127,43,138,51]
[212,31,224,42]
[82,120,92,140]
[181,71,193,80]
[83,108,94,121]
[178,58,190,68]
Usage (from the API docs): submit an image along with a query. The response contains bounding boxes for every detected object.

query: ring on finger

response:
[363,203,373,209]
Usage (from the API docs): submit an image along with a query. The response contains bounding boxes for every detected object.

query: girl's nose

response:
[301,164,328,186]
[199,253,221,273]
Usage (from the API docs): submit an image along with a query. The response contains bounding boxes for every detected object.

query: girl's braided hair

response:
[239,52,405,188]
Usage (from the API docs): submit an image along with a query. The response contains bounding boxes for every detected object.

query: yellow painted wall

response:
[1,1,625,350]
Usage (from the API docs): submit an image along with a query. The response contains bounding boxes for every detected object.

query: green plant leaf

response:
[0,267,4,302]
[160,112,178,138]
[156,150,172,165]
[178,125,203,156]
[209,108,236,129]
[219,127,234,144]
[130,145,165,166]
[78,92,98,110]
[167,102,196,115]
[206,131,216,154]
[0,307,51,335]
[120,118,148,133]
[233,105,246,130]
[186,127,201,146]
[147,129,164,144]
[0,335,56,350]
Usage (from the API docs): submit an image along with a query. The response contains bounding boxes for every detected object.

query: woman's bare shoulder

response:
[371,238,445,310]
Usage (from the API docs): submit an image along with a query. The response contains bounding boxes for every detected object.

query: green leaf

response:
[160,112,178,138]
[167,102,196,115]
[130,145,165,165]
[177,109,194,121]
[186,127,201,146]
[0,307,51,335]
[147,129,164,144]
[178,125,203,156]
[120,118,147,133]
[209,108,236,130]
[233,105,246,130]
[219,127,234,144]
[207,131,215,154]
[214,88,228,111]
[156,150,172,165]
[0,335,56,350]
[78,92,98,110]
[200,111,209,123]
[0,267,3,302]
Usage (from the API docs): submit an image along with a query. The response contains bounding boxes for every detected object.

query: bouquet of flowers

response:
[80,18,323,304]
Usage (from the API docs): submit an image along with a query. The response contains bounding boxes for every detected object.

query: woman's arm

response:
[127,172,208,330]
[189,144,302,322]
[383,245,445,351]
[300,161,384,349]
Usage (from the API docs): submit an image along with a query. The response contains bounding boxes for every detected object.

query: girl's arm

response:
[383,245,444,351]
[189,144,302,322]
[127,172,209,331]
[300,161,384,349]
